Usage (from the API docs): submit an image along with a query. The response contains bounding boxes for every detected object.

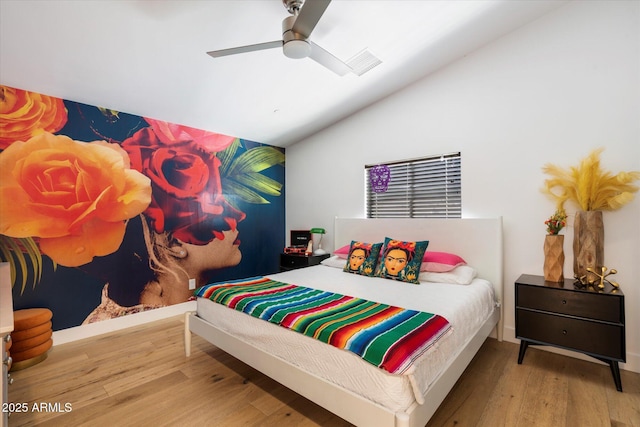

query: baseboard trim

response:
[502,325,639,374]
[52,301,197,346]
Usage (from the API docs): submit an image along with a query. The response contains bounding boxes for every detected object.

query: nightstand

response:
[280,253,330,271]
[515,274,625,391]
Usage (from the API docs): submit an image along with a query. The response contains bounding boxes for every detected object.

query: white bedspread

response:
[196,264,497,413]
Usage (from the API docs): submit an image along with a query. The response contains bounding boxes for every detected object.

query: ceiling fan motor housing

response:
[282,15,311,59]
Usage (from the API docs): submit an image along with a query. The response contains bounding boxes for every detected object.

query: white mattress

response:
[196,264,497,413]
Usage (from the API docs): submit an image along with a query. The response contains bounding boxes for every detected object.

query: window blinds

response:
[365,153,461,218]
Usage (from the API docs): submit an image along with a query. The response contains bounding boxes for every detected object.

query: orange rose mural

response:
[0,132,152,267]
[0,85,68,149]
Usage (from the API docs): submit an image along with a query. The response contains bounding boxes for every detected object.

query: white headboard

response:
[334,217,504,339]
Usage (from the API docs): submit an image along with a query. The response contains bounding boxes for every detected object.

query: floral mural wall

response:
[0,85,285,330]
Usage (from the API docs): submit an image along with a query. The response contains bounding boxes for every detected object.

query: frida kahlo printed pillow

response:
[375,238,429,284]
[343,241,382,277]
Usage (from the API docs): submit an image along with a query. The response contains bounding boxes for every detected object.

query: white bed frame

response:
[185,217,503,427]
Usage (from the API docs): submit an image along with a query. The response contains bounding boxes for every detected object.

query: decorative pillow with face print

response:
[342,241,383,277]
[374,238,429,284]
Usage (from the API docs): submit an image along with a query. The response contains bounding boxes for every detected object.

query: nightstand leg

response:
[609,361,623,392]
[517,341,529,364]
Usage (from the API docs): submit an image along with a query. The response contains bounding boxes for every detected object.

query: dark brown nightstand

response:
[280,253,330,272]
[515,273,625,391]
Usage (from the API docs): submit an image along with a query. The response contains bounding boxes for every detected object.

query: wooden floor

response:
[7,315,640,427]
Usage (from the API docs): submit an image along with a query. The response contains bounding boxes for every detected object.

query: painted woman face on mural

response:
[139,224,243,307]
[183,229,242,272]
[85,118,250,310]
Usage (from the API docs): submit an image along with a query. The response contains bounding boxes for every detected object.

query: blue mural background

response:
[0,86,285,330]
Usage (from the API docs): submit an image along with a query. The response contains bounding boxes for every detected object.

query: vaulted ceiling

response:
[0,0,566,147]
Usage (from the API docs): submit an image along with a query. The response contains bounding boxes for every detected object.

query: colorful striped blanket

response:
[194,277,451,375]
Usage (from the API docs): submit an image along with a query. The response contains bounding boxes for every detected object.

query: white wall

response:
[285,1,640,373]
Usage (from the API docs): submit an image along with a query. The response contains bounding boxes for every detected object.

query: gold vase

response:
[573,210,604,283]
[544,234,564,282]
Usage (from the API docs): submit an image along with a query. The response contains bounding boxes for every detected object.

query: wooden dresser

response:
[515,273,625,391]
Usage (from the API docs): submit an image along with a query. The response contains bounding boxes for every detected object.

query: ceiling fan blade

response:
[207,40,283,58]
[308,41,352,76]
[291,0,331,39]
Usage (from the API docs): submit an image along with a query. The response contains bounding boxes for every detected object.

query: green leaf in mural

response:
[226,146,285,176]
[234,172,282,197]
[220,144,284,205]
[223,179,270,204]
[22,237,44,287]
[0,235,45,295]
[218,138,241,174]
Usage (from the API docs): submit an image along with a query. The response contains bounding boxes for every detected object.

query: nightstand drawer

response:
[516,309,625,360]
[281,255,312,269]
[516,285,622,323]
[279,253,330,271]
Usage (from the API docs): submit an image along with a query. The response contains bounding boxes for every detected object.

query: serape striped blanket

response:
[194,276,451,375]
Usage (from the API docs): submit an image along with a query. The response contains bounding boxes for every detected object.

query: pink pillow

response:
[421,252,466,272]
[334,245,351,257]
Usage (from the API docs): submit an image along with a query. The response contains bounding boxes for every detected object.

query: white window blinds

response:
[365,152,461,218]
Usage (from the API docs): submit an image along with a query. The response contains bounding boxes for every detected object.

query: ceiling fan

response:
[206,0,353,76]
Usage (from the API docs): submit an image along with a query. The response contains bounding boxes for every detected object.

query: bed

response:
[184,217,503,427]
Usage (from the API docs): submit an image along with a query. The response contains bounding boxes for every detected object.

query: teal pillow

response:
[375,237,429,284]
[343,241,382,277]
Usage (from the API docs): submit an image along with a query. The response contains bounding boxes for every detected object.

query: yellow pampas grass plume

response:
[542,148,640,211]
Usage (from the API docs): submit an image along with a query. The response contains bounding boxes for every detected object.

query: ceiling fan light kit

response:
[282,15,311,59]
[283,39,311,59]
[207,0,366,76]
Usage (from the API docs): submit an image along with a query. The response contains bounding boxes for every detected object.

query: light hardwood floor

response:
[6,315,639,426]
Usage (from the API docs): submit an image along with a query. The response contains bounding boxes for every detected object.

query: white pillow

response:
[321,255,348,269]
[418,265,477,285]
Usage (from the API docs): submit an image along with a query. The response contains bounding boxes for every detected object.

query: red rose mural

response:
[144,117,236,152]
[122,124,245,245]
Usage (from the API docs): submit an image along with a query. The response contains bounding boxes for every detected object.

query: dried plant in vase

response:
[542,148,640,283]
[545,209,567,235]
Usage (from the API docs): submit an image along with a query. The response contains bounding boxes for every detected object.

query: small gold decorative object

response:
[575,266,620,291]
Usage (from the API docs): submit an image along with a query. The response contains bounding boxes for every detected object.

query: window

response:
[365,152,461,218]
